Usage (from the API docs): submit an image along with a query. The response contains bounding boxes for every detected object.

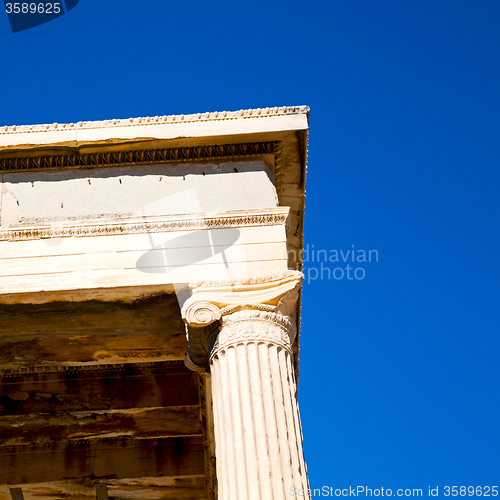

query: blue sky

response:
[2,0,499,494]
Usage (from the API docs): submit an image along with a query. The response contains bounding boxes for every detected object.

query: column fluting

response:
[210,309,310,500]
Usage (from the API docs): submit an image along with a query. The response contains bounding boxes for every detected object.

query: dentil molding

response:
[0,141,278,173]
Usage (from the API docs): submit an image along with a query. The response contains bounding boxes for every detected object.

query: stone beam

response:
[0,207,289,303]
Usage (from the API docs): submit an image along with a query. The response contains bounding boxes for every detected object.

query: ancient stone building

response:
[0,106,310,499]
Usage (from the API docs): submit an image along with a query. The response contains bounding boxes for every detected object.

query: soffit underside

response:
[0,294,209,499]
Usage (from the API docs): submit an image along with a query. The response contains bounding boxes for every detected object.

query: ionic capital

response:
[181,271,302,369]
[182,271,302,324]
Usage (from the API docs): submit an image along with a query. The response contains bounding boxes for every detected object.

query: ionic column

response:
[182,272,310,500]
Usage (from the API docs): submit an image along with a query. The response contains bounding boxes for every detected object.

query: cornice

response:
[0,106,310,136]
[0,207,290,242]
[0,141,278,173]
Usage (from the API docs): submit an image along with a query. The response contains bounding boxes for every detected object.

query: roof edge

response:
[1,106,310,136]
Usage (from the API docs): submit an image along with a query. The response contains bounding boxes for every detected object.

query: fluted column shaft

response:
[210,309,310,500]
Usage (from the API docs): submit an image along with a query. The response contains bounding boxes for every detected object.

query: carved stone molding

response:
[182,271,302,323]
[0,207,289,242]
[211,310,296,360]
[0,141,278,173]
[181,271,302,370]
[182,301,222,328]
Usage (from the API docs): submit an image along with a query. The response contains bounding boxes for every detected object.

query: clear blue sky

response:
[2,0,499,494]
